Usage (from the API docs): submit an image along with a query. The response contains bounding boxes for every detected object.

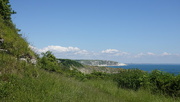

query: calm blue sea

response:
[108,64,180,75]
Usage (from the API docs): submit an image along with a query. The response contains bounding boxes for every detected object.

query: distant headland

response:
[74,60,127,66]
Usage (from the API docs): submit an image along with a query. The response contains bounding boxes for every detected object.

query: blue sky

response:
[10,0,180,63]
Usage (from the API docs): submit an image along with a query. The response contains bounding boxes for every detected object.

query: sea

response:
[108,64,180,75]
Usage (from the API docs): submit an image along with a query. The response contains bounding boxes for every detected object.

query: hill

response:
[75,60,126,66]
[0,1,180,101]
[57,59,122,74]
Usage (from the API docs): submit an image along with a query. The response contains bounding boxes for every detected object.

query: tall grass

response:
[1,69,123,102]
[85,79,179,102]
[0,16,35,58]
[1,65,179,102]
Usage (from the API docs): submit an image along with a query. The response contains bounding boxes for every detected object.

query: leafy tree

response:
[39,51,60,71]
[0,0,16,21]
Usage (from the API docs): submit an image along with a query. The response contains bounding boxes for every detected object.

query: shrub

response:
[114,69,149,91]
[114,69,180,97]
[39,51,60,71]
[149,70,180,97]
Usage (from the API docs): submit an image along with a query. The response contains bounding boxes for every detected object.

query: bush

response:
[114,69,150,91]
[149,70,180,97]
[115,69,149,90]
[114,69,180,97]
[39,51,60,71]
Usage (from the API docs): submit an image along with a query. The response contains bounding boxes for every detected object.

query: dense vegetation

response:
[0,1,180,101]
[0,0,16,22]
[58,59,83,69]
[114,69,180,97]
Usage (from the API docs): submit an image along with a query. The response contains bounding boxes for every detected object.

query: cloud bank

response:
[29,45,180,64]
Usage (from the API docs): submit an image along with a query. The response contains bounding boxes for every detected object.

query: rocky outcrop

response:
[0,38,7,52]
[0,38,4,44]
[0,38,4,48]
[19,56,37,64]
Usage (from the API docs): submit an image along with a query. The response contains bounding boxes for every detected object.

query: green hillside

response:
[58,59,83,68]
[0,1,180,102]
[75,60,120,66]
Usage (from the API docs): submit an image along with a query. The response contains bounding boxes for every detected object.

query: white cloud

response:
[161,52,171,56]
[74,50,89,55]
[29,45,91,59]
[29,45,180,63]
[134,53,146,58]
[102,49,119,53]
[30,45,81,53]
[40,46,80,53]
[134,52,156,58]
[114,52,129,56]
[101,49,129,56]
[147,52,156,55]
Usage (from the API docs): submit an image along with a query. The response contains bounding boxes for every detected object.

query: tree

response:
[40,51,59,71]
[0,0,16,21]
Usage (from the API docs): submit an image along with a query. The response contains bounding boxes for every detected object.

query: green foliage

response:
[114,69,180,97]
[0,53,39,99]
[58,59,83,70]
[0,0,34,59]
[114,69,149,90]
[87,71,111,80]
[85,79,179,102]
[39,51,60,71]
[75,59,119,66]
[66,68,87,81]
[0,0,16,22]
[0,16,35,58]
[0,77,13,98]
[149,70,180,97]
[0,1,179,101]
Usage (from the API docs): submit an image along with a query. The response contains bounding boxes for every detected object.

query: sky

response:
[10,0,180,64]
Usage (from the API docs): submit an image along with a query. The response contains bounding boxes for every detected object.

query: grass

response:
[1,66,179,102]
[1,69,122,102]
[1,7,180,102]
[0,16,35,58]
[0,52,179,102]
[85,79,179,102]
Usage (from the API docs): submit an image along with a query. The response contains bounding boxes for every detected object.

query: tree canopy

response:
[0,0,16,21]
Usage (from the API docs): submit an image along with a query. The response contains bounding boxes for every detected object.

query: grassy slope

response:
[0,17,34,58]
[77,65,122,74]
[1,69,179,102]
[1,69,121,102]
[1,16,180,102]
